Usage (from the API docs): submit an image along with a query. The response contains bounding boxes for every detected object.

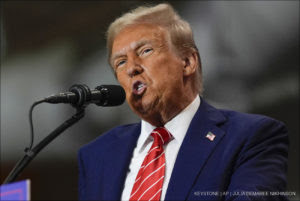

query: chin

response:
[132,103,149,116]
[130,93,160,114]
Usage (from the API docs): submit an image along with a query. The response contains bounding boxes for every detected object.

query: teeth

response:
[137,84,144,91]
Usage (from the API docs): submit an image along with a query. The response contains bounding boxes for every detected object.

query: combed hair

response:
[106,3,203,94]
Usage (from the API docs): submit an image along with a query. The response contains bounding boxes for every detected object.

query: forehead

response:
[111,24,169,58]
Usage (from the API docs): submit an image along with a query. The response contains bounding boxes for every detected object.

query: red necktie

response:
[129,127,172,201]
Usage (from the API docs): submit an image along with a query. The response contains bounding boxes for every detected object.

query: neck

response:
[143,93,198,127]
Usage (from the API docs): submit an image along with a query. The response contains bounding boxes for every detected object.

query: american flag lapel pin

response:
[206,132,216,141]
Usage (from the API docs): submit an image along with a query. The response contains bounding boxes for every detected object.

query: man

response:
[78,3,288,201]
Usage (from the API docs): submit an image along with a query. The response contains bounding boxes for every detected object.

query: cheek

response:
[118,78,132,102]
[148,59,182,84]
[117,73,130,91]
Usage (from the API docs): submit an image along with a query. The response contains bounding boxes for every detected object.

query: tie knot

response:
[151,127,172,146]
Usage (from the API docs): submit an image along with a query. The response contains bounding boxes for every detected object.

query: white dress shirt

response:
[121,96,200,200]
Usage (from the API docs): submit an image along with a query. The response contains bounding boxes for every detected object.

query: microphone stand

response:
[3,108,85,184]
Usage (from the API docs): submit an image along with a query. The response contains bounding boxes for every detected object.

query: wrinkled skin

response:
[111,23,198,126]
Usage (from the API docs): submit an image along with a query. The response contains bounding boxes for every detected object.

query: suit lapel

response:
[165,99,226,200]
[101,123,141,200]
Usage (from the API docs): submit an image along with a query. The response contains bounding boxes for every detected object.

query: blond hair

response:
[106,3,203,94]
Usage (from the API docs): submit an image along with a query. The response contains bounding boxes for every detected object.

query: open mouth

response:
[132,80,147,96]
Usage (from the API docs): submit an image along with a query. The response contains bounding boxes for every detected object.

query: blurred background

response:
[1,1,299,200]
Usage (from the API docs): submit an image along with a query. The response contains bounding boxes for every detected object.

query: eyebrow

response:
[110,39,152,65]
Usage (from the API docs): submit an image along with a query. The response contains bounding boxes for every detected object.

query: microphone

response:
[44,84,126,108]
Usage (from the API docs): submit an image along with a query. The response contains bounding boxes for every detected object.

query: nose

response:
[127,56,143,77]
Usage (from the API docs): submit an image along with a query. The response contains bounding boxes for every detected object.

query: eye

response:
[116,59,126,68]
[140,48,153,56]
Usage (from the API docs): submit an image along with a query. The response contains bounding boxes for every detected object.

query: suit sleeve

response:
[225,118,289,201]
[78,149,86,200]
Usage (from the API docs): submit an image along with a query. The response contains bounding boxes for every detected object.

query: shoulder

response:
[200,99,287,134]
[214,108,288,149]
[221,108,285,125]
[219,108,287,133]
[200,98,287,144]
[78,123,140,157]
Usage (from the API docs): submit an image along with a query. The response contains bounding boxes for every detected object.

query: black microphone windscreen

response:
[96,85,126,106]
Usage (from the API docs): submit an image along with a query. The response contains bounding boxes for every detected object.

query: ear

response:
[182,51,198,76]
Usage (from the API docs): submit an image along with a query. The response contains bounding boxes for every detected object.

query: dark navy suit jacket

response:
[78,99,289,200]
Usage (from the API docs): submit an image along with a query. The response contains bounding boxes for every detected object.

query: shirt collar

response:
[137,95,201,153]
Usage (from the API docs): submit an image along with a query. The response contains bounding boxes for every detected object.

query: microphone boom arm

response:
[3,108,85,184]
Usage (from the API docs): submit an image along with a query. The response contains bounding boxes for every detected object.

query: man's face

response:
[111,23,188,125]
